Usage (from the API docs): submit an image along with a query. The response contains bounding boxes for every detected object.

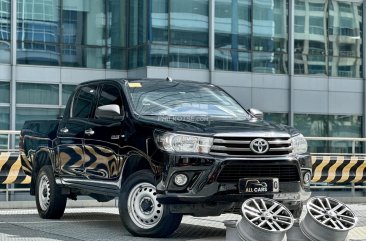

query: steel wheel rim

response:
[242,197,294,232]
[127,182,163,229]
[306,197,357,231]
[38,175,51,211]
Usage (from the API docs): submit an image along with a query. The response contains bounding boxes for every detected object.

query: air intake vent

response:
[217,163,300,183]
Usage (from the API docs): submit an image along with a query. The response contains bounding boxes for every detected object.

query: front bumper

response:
[156,154,312,205]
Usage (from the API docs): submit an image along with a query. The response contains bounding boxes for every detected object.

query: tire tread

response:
[35,165,67,219]
[119,169,182,238]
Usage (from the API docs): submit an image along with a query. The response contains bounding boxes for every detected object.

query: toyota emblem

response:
[250,138,269,154]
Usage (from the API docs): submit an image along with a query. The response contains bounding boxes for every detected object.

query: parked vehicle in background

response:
[20,78,311,237]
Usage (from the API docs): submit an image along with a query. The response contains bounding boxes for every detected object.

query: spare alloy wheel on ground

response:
[237,197,294,241]
[300,196,358,241]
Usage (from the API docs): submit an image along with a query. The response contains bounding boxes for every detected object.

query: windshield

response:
[126,81,250,120]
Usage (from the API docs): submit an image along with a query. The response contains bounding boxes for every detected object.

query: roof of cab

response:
[79,78,212,87]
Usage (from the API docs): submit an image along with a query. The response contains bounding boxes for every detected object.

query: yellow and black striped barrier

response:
[312,156,366,183]
[1,152,366,185]
[0,152,31,185]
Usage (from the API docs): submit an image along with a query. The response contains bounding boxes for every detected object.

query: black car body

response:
[20,78,312,237]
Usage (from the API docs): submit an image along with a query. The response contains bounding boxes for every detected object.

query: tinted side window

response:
[95,84,122,115]
[72,85,97,118]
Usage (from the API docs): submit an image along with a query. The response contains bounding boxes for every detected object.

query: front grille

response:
[216,163,300,183]
[210,137,292,156]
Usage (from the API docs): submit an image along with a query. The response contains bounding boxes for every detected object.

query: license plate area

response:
[239,178,279,193]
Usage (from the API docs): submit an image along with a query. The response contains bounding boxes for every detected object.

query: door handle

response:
[60,127,69,133]
[85,128,95,136]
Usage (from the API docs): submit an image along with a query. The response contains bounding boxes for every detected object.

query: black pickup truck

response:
[20,78,311,237]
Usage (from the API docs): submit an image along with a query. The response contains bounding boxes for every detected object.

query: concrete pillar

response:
[209,0,215,83]
[10,0,17,144]
[362,0,366,149]
[288,0,295,126]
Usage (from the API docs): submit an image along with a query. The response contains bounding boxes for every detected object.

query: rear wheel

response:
[119,170,182,238]
[35,165,67,219]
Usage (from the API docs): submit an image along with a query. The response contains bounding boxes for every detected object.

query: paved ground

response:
[0,205,365,241]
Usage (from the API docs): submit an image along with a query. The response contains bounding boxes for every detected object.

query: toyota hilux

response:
[20,78,311,237]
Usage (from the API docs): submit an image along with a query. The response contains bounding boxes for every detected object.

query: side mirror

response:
[249,108,264,119]
[95,104,122,120]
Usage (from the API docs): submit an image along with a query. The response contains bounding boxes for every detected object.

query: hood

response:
[135,116,298,137]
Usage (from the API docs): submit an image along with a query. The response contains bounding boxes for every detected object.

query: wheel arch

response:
[120,154,153,185]
[30,148,54,195]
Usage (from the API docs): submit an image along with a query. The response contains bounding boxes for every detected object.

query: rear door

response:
[56,84,98,179]
[83,83,124,181]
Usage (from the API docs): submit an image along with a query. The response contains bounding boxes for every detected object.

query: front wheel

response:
[35,165,67,219]
[119,170,182,238]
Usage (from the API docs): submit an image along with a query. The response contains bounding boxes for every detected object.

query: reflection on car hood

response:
[136,116,297,137]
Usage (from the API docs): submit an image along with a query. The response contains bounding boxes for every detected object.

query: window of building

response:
[61,0,106,68]
[14,0,126,69]
[215,0,252,71]
[215,0,251,50]
[0,107,10,149]
[215,0,288,73]
[295,16,305,33]
[295,0,363,77]
[16,107,60,130]
[0,82,9,103]
[215,49,251,72]
[294,114,362,153]
[169,46,208,69]
[328,0,362,77]
[0,0,11,64]
[252,0,288,53]
[0,107,9,130]
[170,0,208,47]
[295,0,305,10]
[129,0,148,47]
[309,17,324,35]
[338,2,352,13]
[151,0,168,44]
[252,52,287,74]
[16,83,59,105]
[149,44,168,67]
[128,45,147,69]
[62,84,76,106]
[107,0,127,70]
[329,56,362,78]
[264,113,288,125]
[17,0,60,66]
[309,2,324,11]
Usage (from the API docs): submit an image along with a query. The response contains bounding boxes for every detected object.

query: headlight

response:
[154,132,213,154]
[291,134,308,154]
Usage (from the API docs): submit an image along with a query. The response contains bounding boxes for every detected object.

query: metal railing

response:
[0,130,20,152]
[305,136,365,156]
[1,131,366,201]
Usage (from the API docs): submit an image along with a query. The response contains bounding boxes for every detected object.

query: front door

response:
[83,84,124,181]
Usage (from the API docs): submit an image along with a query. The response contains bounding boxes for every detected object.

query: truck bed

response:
[21,120,60,151]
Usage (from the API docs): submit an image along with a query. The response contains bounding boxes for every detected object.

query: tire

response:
[119,170,182,238]
[35,165,67,219]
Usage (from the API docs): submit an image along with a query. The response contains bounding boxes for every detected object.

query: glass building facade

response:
[15,0,126,69]
[0,0,365,153]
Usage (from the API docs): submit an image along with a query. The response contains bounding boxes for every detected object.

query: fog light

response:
[174,173,188,186]
[303,171,311,185]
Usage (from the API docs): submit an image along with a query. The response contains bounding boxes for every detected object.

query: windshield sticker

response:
[128,83,142,88]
